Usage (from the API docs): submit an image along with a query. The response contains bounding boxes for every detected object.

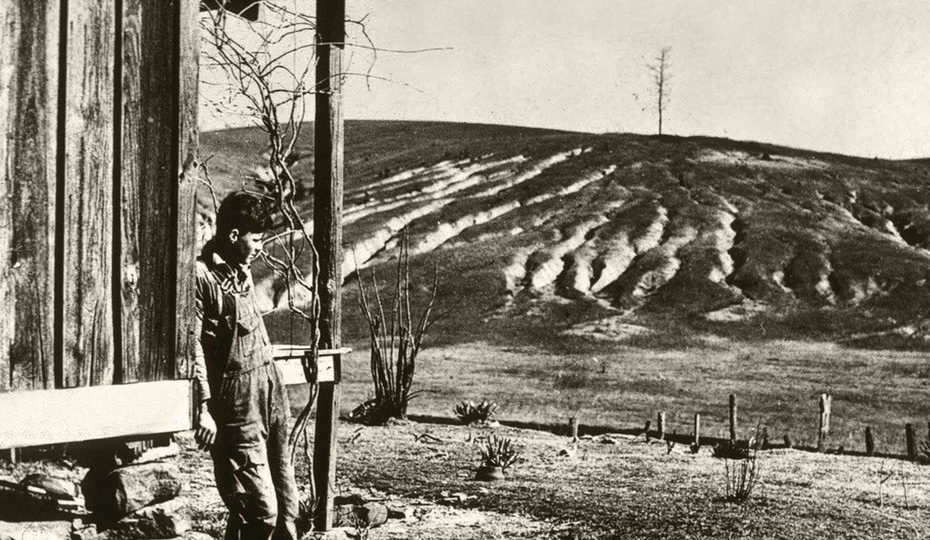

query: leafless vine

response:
[200,2,324,502]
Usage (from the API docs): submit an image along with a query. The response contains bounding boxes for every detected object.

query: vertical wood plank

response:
[817,393,831,453]
[175,0,200,380]
[119,0,184,382]
[906,423,916,461]
[693,414,701,448]
[0,1,59,391]
[313,0,346,529]
[62,0,116,387]
[728,394,737,443]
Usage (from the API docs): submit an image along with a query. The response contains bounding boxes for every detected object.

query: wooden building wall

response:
[0,0,199,391]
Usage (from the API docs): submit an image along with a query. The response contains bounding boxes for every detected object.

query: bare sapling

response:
[647,46,672,135]
[353,230,441,424]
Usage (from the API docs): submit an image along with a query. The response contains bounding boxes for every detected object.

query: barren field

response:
[184,121,930,537]
[7,420,926,540]
[310,339,930,458]
[200,120,930,455]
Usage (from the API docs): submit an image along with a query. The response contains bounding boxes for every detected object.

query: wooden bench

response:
[0,347,350,449]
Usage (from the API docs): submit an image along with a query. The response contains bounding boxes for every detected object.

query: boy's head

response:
[215,191,272,265]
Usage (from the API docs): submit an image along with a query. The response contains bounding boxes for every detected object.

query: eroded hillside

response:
[201,121,930,349]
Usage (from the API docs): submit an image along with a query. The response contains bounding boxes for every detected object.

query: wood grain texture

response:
[0,1,59,391]
[119,0,181,382]
[175,0,200,380]
[61,0,116,387]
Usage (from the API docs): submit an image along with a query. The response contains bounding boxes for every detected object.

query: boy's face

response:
[225,229,265,265]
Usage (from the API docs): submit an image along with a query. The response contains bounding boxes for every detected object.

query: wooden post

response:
[728,394,737,443]
[312,0,345,531]
[657,412,666,441]
[692,414,701,447]
[865,426,874,456]
[643,420,651,442]
[906,423,917,461]
[817,393,831,453]
[569,416,579,440]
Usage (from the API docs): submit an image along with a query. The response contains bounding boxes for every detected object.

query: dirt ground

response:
[3,417,930,539]
[331,421,930,539]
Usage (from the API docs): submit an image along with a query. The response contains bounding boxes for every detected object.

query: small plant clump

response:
[454,399,499,425]
[723,450,761,503]
[480,435,521,471]
[719,425,764,503]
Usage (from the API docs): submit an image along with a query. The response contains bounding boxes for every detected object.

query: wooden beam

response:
[0,380,193,449]
[274,350,349,386]
[0,351,340,449]
[200,0,262,22]
[0,0,59,391]
[61,0,117,388]
[175,0,200,380]
[313,0,346,530]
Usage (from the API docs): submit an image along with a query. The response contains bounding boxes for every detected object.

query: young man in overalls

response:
[192,192,298,539]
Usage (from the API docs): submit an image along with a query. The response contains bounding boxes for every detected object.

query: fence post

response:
[693,414,701,448]
[643,420,651,442]
[728,394,737,443]
[865,427,875,457]
[569,416,579,440]
[817,393,831,453]
[906,423,917,461]
[657,412,666,441]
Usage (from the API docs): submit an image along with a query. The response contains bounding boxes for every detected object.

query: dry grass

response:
[289,339,930,456]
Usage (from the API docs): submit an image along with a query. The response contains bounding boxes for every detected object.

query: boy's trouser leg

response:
[268,366,299,540]
[212,441,278,540]
[211,364,283,539]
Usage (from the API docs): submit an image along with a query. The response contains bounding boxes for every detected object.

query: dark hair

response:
[215,191,272,236]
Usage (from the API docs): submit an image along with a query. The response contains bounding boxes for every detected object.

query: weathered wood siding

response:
[1,1,198,392]
[0,1,60,391]
[61,0,117,388]
[176,0,201,380]
[119,0,188,382]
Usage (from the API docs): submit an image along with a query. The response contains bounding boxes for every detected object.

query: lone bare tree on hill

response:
[648,46,672,135]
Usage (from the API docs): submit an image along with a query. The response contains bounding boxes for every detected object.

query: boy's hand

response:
[196,406,217,450]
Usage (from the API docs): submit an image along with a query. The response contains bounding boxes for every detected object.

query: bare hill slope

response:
[201,121,930,350]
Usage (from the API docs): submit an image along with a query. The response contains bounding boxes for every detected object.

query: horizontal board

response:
[273,347,349,385]
[0,350,350,448]
[270,345,352,361]
[0,380,192,449]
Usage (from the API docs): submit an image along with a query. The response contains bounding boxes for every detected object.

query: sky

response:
[202,1,930,159]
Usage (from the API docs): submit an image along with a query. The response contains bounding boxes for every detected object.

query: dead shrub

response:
[723,451,761,503]
[352,231,440,424]
[720,425,763,503]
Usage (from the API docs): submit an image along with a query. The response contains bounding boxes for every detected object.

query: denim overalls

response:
[202,257,298,540]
